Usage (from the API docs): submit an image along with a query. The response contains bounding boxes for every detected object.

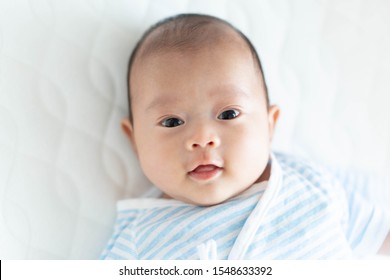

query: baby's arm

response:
[379,231,390,255]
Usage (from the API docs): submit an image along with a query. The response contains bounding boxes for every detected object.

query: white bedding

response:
[0,0,389,259]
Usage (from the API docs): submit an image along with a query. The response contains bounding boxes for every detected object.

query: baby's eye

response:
[218,109,240,120]
[161,117,184,128]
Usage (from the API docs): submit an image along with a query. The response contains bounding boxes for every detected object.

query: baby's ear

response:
[267,105,280,141]
[121,118,138,155]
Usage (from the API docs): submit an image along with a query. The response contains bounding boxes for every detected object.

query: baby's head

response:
[122,14,279,206]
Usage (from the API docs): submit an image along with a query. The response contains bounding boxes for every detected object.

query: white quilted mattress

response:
[1,0,389,259]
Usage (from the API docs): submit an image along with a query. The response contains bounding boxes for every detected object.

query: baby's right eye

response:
[160,117,185,128]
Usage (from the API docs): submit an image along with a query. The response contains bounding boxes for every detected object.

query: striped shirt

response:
[100,153,390,259]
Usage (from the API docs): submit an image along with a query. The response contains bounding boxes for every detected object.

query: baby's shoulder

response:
[274,152,349,217]
[275,152,331,178]
[274,152,341,195]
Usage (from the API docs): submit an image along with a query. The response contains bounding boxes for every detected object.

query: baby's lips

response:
[191,164,220,173]
[187,158,224,174]
[188,164,223,181]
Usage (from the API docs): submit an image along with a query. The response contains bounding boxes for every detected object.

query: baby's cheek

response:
[139,143,176,185]
[233,121,267,147]
[230,125,269,166]
[137,144,161,174]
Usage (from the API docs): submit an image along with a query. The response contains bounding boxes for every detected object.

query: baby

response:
[101,14,390,259]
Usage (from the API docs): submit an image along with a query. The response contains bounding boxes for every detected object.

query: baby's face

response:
[123,39,279,206]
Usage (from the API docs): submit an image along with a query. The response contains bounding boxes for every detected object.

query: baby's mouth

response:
[188,164,223,181]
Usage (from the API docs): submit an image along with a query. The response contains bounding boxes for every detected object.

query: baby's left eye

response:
[218,109,240,120]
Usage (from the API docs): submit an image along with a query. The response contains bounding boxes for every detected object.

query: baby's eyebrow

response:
[209,85,251,100]
[146,95,181,112]
[146,85,250,112]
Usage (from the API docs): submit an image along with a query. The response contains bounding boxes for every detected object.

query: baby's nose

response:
[185,127,221,151]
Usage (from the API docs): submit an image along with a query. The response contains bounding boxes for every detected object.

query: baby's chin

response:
[192,196,230,207]
[161,190,228,206]
[159,169,267,206]
[171,187,251,206]
[183,196,230,207]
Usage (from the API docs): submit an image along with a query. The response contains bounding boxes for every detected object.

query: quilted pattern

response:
[0,0,389,259]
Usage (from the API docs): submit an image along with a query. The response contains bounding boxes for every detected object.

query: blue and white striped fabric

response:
[100,153,390,260]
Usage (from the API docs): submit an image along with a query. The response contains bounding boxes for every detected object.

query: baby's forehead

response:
[127,15,270,111]
[136,21,248,62]
[130,21,261,88]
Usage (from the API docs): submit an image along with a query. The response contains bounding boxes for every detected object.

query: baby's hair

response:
[127,13,269,124]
